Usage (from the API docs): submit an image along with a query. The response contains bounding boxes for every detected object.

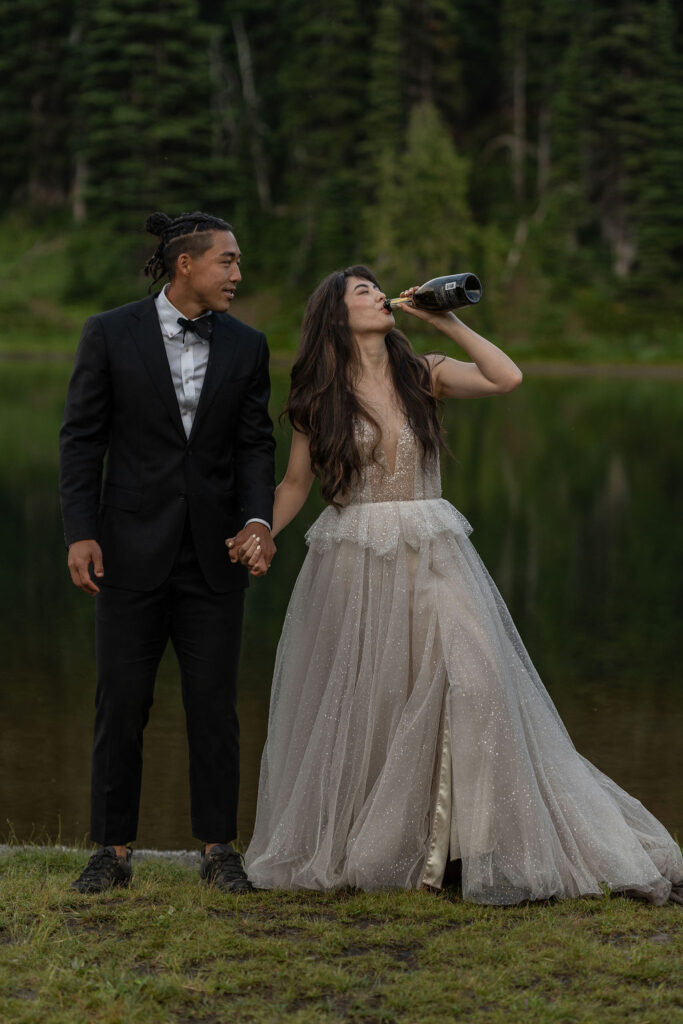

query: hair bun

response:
[145,212,172,236]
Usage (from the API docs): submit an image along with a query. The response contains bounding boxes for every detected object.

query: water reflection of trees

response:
[1,368,681,845]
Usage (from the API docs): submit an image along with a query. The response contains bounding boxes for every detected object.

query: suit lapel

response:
[128,297,186,440]
[188,315,241,441]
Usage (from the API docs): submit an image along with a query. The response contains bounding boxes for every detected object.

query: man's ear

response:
[176,253,192,277]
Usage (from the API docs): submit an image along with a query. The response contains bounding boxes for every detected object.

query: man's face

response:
[185,230,242,312]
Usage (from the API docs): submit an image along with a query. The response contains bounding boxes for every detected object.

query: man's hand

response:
[226,522,276,577]
[67,539,104,595]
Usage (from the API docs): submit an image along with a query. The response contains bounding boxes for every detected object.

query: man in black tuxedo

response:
[59,211,275,893]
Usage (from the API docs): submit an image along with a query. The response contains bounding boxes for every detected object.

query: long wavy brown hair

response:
[285,265,445,506]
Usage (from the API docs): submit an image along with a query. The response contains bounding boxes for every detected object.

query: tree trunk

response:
[232,14,271,211]
[72,156,87,223]
[511,36,526,205]
[537,105,550,199]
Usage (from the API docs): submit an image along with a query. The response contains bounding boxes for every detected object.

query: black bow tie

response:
[177,315,213,341]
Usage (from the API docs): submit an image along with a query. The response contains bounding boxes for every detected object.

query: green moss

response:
[1,849,681,1023]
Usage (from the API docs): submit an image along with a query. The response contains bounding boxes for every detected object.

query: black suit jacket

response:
[59,296,275,592]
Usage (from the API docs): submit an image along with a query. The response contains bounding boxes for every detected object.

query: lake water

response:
[1,363,681,849]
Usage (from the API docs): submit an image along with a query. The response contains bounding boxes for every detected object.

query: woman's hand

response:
[395,287,455,328]
[393,287,523,399]
[226,522,276,576]
[228,532,272,576]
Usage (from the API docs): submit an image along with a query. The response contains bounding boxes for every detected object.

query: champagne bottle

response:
[384,273,482,312]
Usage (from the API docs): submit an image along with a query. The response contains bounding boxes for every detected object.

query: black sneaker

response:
[200,843,253,893]
[70,846,133,893]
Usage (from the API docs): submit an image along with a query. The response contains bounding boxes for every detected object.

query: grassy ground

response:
[1,848,681,1023]
[0,225,91,356]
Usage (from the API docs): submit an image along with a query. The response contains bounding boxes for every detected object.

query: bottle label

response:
[445,282,457,290]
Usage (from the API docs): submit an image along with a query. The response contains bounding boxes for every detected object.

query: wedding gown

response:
[245,418,683,904]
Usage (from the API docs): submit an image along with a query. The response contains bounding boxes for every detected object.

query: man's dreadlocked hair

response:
[143,210,233,287]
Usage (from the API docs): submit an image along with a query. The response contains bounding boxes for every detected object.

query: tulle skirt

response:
[245,499,682,904]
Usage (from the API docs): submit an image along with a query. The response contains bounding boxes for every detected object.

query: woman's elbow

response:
[499,368,523,393]
[278,474,313,500]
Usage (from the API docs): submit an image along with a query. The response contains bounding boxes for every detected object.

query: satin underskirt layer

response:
[245,499,682,905]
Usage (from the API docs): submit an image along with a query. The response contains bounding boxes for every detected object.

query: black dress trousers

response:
[91,518,245,846]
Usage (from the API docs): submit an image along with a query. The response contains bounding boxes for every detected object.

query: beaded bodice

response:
[343,418,442,505]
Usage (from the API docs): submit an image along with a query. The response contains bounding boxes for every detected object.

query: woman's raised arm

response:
[398,291,523,399]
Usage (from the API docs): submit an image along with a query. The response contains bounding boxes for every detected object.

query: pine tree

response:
[369,101,475,289]
[410,0,464,128]
[364,0,405,162]
[204,0,292,272]
[2,0,681,311]
[74,0,226,227]
[630,0,683,281]
[558,0,683,280]
[275,0,368,280]
[0,0,74,212]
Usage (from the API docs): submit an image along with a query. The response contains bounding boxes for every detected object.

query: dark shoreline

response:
[3,350,683,379]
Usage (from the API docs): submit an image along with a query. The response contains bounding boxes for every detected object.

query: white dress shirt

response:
[155,286,270,532]
[156,285,210,438]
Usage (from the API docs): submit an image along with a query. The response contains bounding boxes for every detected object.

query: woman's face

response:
[344,276,394,336]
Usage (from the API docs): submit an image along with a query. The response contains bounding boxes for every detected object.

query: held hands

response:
[226,522,276,577]
[68,539,104,595]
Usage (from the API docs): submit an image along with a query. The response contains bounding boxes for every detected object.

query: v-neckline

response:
[378,418,407,476]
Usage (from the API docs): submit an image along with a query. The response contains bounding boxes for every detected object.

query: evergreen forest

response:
[2,0,683,360]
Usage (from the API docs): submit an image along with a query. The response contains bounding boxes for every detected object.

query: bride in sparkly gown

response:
[241,266,682,905]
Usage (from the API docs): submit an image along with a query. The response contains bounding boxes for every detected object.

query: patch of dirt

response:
[13,988,38,1000]
[509,975,543,991]
[173,1016,226,1024]
[552,973,576,987]
[387,945,419,969]
[325,992,397,1024]
[131,961,162,976]
[62,913,117,935]
[284,990,395,1020]
[597,931,644,947]
[337,942,420,971]
[183,955,251,974]
[231,921,309,942]
[342,917,389,930]
[436,918,478,931]
[259,925,308,939]
[206,907,232,919]
[597,928,675,948]
[301,909,341,922]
